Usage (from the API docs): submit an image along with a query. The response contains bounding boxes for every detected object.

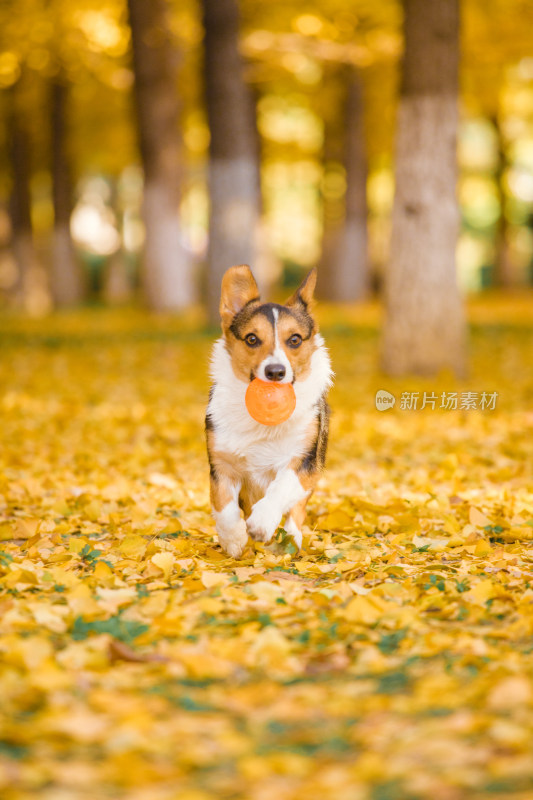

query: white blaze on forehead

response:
[272,308,281,351]
[256,307,293,383]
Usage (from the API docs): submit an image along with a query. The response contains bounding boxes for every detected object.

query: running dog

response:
[206,265,333,558]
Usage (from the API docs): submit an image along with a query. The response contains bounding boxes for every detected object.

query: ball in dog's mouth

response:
[245,379,296,426]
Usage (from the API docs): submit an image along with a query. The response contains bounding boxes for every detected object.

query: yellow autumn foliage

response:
[0,299,533,799]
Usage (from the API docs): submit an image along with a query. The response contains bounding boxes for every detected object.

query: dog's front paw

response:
[284,517,303,551]
[247,499,280,543]
[217,518,248,559]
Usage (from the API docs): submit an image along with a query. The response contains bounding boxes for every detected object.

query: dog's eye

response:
[245,333,261,347]
[287,333,303,348]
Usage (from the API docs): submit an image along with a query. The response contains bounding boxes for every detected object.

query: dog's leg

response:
[211,474,248,559]
[246,469,309,544]
[284,497,308,551]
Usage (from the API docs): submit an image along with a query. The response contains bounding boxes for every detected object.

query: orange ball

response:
[245,379,296,426]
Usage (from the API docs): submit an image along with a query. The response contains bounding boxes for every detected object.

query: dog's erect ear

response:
[220,265,260,330]
[286,268,317,310]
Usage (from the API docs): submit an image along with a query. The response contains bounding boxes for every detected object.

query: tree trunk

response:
[202,0,261,324]
[320,70,369,302]
[491,114,513,287]
[50,79,85,307]
[127,0,195,310]
[7,82,38,304]
[381,0,466,376]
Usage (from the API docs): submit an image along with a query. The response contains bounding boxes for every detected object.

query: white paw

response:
[247,498,280,543]
[217,518,248,559]
[284,517,303,551]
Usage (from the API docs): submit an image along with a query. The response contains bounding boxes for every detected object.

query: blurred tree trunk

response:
[382,0,466,376]
[7,82,38,304]
[492,114,513,287]
[202,0,261,324]
[127,0,195,310]
[319,69,369,302]
[50,78,85,307]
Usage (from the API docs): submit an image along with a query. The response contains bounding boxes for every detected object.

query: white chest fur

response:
[207,336,332,481]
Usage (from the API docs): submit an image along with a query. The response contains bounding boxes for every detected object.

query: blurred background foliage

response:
[1,0,533,316]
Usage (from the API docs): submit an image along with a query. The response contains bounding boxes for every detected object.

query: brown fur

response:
[207,266,330,556]
[221,266,319,384]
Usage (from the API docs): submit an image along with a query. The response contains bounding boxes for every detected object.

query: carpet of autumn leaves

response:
[1,295,533,800]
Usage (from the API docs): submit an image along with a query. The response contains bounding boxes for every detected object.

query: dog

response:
[205,265,333,558]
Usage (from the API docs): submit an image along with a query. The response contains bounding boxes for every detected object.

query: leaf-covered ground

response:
[1,296,533,800]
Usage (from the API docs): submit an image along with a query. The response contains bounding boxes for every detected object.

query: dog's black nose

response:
[264,363,286,381]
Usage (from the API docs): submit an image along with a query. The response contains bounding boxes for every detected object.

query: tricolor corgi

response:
[206,265,333,558]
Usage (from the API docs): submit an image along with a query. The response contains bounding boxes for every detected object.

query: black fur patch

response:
[300,437,318,473]
[300,394,330,474]
[205,387,215,432]
[229,302,314,342]
[205,387,217,480]
[296,292,308,310]
[316,400,330,469]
